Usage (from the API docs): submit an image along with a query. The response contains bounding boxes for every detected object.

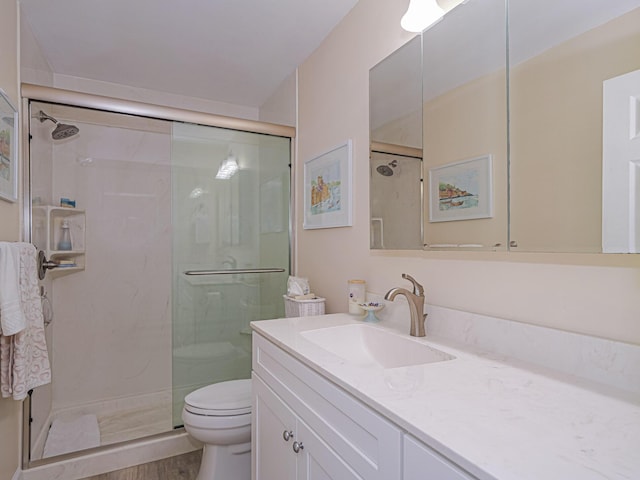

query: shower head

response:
[376,159,398,176]
[51,123,80,140]
[36,110,79,140]
[376,164,394,176]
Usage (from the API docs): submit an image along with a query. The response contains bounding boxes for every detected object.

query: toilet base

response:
[196,441,251,480]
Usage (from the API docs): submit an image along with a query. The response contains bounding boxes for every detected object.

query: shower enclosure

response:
[25,95,292,464]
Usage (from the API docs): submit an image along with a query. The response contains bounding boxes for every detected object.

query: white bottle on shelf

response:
[58,219,72,251]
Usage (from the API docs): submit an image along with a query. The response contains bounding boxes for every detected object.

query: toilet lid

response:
[184,379,252,416]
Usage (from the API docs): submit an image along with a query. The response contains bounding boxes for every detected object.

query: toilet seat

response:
[184,378,251,416]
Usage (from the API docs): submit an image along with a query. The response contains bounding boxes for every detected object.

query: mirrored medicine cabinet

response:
[370,0,640,254]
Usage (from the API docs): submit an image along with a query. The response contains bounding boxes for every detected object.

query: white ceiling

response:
[20,0,359,108]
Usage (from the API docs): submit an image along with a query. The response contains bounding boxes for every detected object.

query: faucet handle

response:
[401,273,424,297]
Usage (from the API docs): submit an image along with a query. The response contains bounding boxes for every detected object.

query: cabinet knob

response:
[282,430,293,442]
[292,441,304,453]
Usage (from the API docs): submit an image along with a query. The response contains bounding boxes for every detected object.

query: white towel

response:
[0,242,27,336]
[0,243,51,400]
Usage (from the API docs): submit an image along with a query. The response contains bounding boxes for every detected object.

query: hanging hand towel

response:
[0,243,51,400]
[0,242,27,336]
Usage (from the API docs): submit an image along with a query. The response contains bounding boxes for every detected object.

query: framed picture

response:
[0,89,18,203]
[303,140,353,229]
[428,154,493,223]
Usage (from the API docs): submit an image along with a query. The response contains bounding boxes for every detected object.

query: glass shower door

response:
[171,123,290,424]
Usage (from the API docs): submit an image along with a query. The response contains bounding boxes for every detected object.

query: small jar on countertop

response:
[348,279,366,315]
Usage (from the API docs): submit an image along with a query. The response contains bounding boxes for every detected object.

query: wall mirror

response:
[369,0,508,252]
[370,0,640,254]
[369,35,423,250]
[422,0,507,251]
[509,0,640,253]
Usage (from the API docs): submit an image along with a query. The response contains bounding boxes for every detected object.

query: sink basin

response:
[300,324,455,369]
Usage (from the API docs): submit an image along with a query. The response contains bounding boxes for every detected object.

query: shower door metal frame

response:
[20,84,297,470]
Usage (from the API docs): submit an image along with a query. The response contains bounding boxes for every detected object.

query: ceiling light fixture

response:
[401,0,445,33]
[215,152,239,179]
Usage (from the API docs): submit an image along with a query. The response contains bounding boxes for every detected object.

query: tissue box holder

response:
[283,295,326,318]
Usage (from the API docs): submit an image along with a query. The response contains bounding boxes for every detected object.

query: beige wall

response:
[510,7,640,252]
[0,0,22,477]
[297,0,640,345]
[297,0,414,305]
[259,70,296,127]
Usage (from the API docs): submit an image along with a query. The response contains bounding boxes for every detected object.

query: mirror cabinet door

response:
[422,0,508,251]
[369,36,423,250]
[509,0,640,253]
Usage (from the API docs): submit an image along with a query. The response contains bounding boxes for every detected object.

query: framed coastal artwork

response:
[303,140,353,229]
[0,89,18,203]
[428,154,493,223]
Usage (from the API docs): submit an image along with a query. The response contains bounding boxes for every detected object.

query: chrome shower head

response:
[37,110,79,140]
[51,123,80,140]
[376,159,398,176]
[376,164,394,176]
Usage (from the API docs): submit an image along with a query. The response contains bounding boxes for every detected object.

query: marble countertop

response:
[251,313,640,480]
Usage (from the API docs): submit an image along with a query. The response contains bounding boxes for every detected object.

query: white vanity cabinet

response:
[252,331,481,480]
[253,374,363,479]
[252,332,402,480]
[404,434,476,480]
[253,374,297,479]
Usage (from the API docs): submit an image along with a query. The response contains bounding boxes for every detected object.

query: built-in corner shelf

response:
[33,206,86,277]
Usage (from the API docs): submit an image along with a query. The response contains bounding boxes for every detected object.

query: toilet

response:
[182,379,252,480]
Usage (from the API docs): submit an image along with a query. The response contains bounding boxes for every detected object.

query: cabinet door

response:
[253,374,297,480]
[404,435,476,480]
[296,419,364,480]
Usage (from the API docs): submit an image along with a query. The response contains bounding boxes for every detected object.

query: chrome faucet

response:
[384,273,427,337]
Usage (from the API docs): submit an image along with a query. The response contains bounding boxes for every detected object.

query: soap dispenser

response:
[58,219,72,251]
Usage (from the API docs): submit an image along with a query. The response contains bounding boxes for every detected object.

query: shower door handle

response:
[183,268,285,276]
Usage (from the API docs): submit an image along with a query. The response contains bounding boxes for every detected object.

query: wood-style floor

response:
[80,450,202,480]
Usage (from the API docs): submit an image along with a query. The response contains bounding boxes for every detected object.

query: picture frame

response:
[0,89,18,203]
[303,140,353,229]
[428,154,493,223]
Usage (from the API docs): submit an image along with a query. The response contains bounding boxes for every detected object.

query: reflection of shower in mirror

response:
[376,159,398,176]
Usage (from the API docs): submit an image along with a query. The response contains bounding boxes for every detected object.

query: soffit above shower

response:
[32,102,172,135]
[19,0,358,109]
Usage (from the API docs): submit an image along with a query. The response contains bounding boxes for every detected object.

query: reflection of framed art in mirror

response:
[428,154,493,223]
